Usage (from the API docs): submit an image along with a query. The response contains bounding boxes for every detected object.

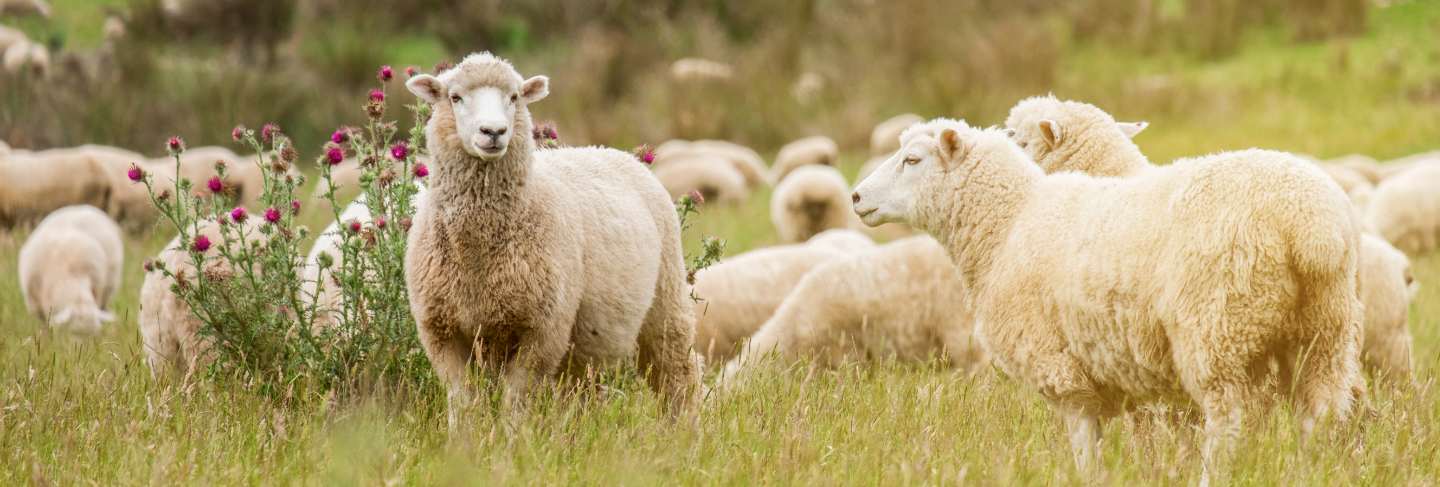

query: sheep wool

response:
[719,236,984,389]
[1356,235,1416,378]
[852,119,1364,478]
[654,139,769,188]
[1004,95,1151,177]
[1367,163,1440,256]
[870,113,923,157]
[770,165,856,244]
[404,52,702,427]
[18,205,123,334]
[0,149,112,230]
[771,135,838,183]
[652,155,749,205]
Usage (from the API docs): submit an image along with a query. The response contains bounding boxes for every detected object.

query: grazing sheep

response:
[0,0,50,17]
[771,135,838,183]
[404,52,702,427]
[791,72,825,104]
[0,149,112,230]
[853,119,1363,479]
[770,165,855,244]
[718,236,983,389]
[654,139,769,188]
[670,57,734,82]
[1357,235,1416,379]
[1366,162,1440,256]
[870,113,923,157]
[653,155,749,205]
[18,205,123,335]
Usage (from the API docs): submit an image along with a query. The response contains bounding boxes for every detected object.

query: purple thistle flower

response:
[230,206,248,223]
[543,126,558,140]
[192,235,211,252]
[264,207,282,224]
[348,220,361,234]
[390,142,408,160]
[290,199,302,215]
[378,65,394,82]
[413,163,429,178]
[167,136,185,154]
[635,144,655,165]
[330,128,349,144]
[207,176,224,193]
[405,66,417,77]
[687,189,705,205]
[126,164,144,183]
[261,123,280,144]
[369,89,385,103]
[231,125,246,142]
[326,146,345,165]
[374,216,387,229]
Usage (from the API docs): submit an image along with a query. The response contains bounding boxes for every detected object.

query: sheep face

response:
[406,53,550,160]
[853,124,957,227]
[47,287,113,335]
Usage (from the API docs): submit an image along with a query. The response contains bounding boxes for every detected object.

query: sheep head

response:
[406,52,550,161]
[1003,95,1146,174]
[852,118,971,227]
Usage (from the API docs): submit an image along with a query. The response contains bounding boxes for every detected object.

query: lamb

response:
[770,164,856,244]
[652,155,749,205]
[690,231,875,364]
[852,118,1364,480]
[771,135,838,183]
[0,149,112,230]
[870,113,923,157]
[653,139,769,188]
[718,236,983,389]
[18,205,123,335]
[1367,163,1440,256]
[404,52,702,427]
[1356,235,1417,379]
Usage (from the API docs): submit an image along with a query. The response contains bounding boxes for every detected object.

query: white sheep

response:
[771,135,838,183]
[770,164,856,244]
[1366,162,1440,256]
[870,113,923,157]
[1325,154,1383,184]
[1316,163,1375,209]
[404,52,702,427]
[669,57,734,83]
[718,236,984,389]
[18,205,123,334]
[1003,96,1149,177]
[654,139,769,188]
[302,183,428,331]
[652,155,749,205]
[2,39,48,77]
[853,118,1363,480]
[1,149,113,230]
[804,228,877,254]
[1357,235,1416,379]
[0,0,51,17]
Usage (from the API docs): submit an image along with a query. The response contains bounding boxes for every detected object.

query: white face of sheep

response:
[406,72,550,160]
[50,303,114,336]
[852,132,946,227]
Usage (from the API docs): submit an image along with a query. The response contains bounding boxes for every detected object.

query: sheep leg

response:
[637,273,704,419]
[1061,408,1103,475]
[1198,398,1242,487]
[417,324,475,434]
[499,325,567,421]
[1292,283,1364,438]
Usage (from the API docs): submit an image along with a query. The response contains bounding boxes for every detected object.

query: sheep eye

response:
[450,94,462,103]
[903,157,920,166]
[1018,141,1028,149]
[510,94,518,102]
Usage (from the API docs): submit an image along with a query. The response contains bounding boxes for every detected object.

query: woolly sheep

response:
[302,183,428,331]
[653,155,749,205]
[0,149,112,230]
[1366,162,1440,256]
[805,228,877,254]
[853,118,1364,479]
[0,0,50,17]
[18,205,123,334]
[771,135,838,183]
[718,236,984,389]
[1381,150,1440,177]
[1003,96,1150,177]
[770,164,856,244]
[870,113,923,157]
[1317,163,1375,209]
[1326,154,1383,184]
[404,52,702,427]
[654,139,768,188]
[670,57,734,82]
[3,40,48,77]
[1356,235,1416,379]
[0,25,27,52]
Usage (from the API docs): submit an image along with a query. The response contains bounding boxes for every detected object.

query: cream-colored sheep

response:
[1317,163,1375,209]
[1356,235,1416,379]
[1380,150,1439,179]
[1326,154,1383,184]
[654,139,768,188]
[18,205,123,334]
[870,113,923,157]
[805,228,876,254]
[670,57,734,82]
[770,164,855,244]
[0,0,51,17]
[853,119,1363,480]
[405,52,702,427]
[1367,162,1440,256]
[1,149,112,230]
[719,236,984,389]
[2,39,47,77]
[652,155,749,205]
[771,135,838,183]
[1003,96,1150,177]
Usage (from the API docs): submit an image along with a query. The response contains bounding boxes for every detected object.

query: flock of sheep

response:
[4,51,1439,481]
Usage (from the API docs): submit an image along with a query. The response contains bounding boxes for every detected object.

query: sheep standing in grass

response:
[718,236,982,389]
[1366,163,1440,256]
[771,135,838,183]
[18,205,123,335]
[853,119,1363,480]
[404,52,702,427]
[1,149,112,230]
[302,183,428,331]
[653,139,769,188]
[870,113,923,157]
[653,156,749,205]
[1357,235,1416,379]
[770,165,856,244]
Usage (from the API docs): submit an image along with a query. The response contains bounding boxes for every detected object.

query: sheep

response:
[870,113,923,157]
[670,57,734,83]
[805,228,876,254]
[0,149,112,230]
[652,155,749,205]
[302,183,428,331]
[139,217,265,375]
[2,40,48,77]
[852,118,1364,480]
[18,205,123,335]
[404,52,702,428]
[1316,163,1375,209]
[791,72,824,104]
[718,236,984,389]
[1356,235,1416,379]
[1003,96,1150,177]
[0,139,9,156]
[653,139,768,188]
[0,25,27,52]
[770,164,856,244]
[1326,154,1383,184]
[771,135,838,183]
[1366,162,1440,256]
[0,0,50,17]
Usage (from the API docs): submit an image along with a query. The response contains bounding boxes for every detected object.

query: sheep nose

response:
[480,126,508,137]
[851,192,861,205]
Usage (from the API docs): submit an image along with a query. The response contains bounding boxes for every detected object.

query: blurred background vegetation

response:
[0,0,1436,165]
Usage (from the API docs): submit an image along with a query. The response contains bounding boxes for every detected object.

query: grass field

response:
[5,1,1440,485]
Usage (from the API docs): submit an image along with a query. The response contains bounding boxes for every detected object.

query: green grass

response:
[6,2,1440,485]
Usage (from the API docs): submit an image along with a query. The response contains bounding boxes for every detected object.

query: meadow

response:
[4,0,1440,484]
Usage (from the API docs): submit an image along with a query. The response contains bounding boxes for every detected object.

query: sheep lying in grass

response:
[18,205,123,335]
[718,236,983,389]
[670,58,734,83]
[1357,235,1416,379]
[1367,163,1440,256]
[771,135,838,183]
[870,113,923,157]
[405,52,702,427]
[691,231,875,364]
[771,165,855,244]
[653,155,749,205]
[654,139,768,188]
[853,118,1363,479]
[1,149,112,230]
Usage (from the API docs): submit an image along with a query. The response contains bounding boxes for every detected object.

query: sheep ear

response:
[406,74,445,104]
[939,128,967,164]
[520,75,550,104]
[1117,121,1148,138]
[1038,119,1062,148]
